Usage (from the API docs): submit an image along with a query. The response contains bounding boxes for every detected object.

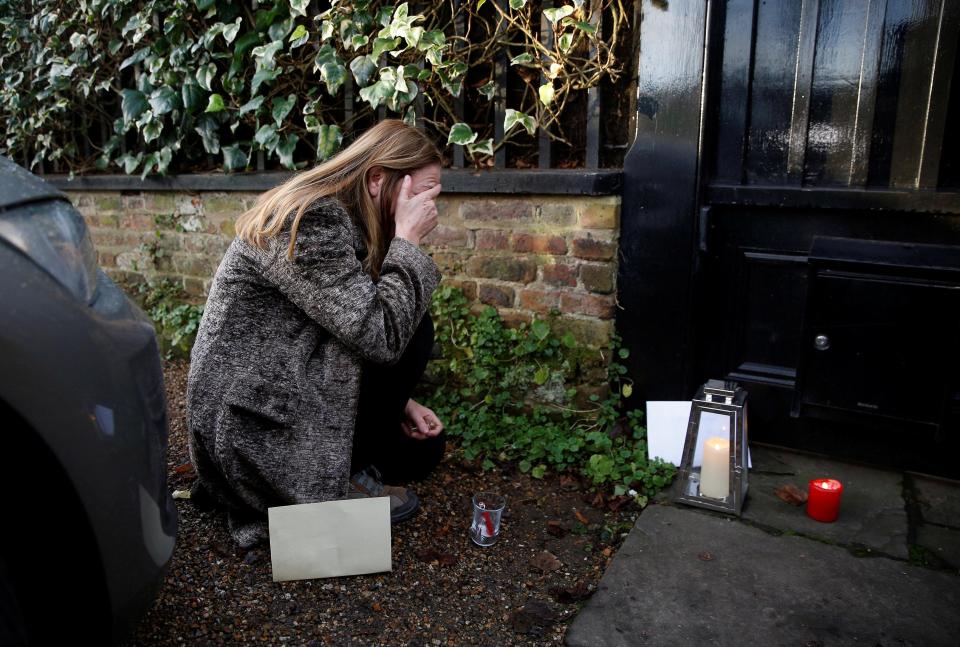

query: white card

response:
[646,401,751,468]
[268,497,392,582]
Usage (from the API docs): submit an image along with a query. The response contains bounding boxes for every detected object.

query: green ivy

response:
[130,279,204,360]
[0,0,629,175]
[421,285,676,500]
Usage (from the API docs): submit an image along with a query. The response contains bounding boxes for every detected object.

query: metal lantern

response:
[674,379,749,515]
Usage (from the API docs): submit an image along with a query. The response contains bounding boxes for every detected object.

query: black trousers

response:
[350,314,445,483]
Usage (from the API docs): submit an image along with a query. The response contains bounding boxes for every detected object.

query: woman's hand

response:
[401,398,444,440]
[394,175,441,246]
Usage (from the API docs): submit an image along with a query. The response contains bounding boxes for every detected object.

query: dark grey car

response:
[0,156,176,644]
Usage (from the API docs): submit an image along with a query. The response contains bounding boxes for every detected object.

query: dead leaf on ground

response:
[590,492,606,509]
[548,581,594,603]
[774,483,808,506]
[371,602,383,612]
[508,600,559,635]
[530,550,562,573]
[415,547,458,567]
[546,520,568,538]
[437,521,452,536]
[698,551,714,562]
[573,509,590,525]
[174,462,194,474]
[559,475,580,491]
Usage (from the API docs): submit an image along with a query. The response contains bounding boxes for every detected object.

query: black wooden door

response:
[618,0,960,475]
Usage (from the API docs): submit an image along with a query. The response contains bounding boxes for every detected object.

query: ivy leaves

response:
[423,286,677,496]
[2,0,623,174]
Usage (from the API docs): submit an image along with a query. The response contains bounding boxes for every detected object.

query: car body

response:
[0,156,176,644]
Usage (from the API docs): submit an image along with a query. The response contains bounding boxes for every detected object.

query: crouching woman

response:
[186,120,446,548]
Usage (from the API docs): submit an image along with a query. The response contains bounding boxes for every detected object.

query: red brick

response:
[571,233,616,261]
[542,262,578,287]
[475,230,511,251]
[423,225,471,248]
[478,283,515,307]
[580,263,616,294]
[430,251,465,274]
[519,289,560,314]
[441,278,478,301]
[466,255,537,283]
[462,200,534,223]
[560,292,616,318]
[499,308,533,328]
[119,213,156,230]
[512,233,567,255]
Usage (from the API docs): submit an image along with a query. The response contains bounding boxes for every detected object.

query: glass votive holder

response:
[469,492,506,546]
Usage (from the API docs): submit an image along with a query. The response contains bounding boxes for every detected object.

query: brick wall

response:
[70,190,620,348]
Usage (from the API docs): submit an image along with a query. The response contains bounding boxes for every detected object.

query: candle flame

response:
[813,479,842,491]
[706,437,730,451]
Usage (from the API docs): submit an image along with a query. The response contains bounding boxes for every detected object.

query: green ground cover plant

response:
[422,284,676,501]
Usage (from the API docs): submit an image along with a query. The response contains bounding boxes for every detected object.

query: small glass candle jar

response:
[806,478,843,522]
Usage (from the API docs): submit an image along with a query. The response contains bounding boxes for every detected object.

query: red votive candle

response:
[807,478,843,522]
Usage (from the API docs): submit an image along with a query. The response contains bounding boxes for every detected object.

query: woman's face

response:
[395,163,441,204]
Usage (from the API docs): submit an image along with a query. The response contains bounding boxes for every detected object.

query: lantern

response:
[673,380,749,515]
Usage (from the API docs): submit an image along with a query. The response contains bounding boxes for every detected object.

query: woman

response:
[186,120,446,548]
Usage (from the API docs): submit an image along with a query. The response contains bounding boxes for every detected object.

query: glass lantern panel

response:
[691,411,731,467]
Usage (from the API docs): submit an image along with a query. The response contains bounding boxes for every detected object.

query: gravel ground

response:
[127,360,640,646]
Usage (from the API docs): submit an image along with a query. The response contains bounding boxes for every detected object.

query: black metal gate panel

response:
[618,0,960,474]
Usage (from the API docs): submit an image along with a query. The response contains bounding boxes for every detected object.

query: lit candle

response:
[699,436,730,499]
[807,478,843,522]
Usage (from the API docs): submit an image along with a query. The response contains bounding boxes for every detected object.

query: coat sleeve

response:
[260,199,441,365]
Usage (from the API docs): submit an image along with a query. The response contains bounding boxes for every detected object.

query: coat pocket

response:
[214,380,302,507]
[222,379,300,426]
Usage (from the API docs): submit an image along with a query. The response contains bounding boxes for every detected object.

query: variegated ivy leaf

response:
[316,124,343,160]
[478,81,496,100]
[252,40,284,70]
[251,68,280,95]
[358,78,395,110]
[574,20,597,34]
[510,53,535,66]
[149,86,179,115]
[195,115,220,154]
[349,34,369,51]
[319,20,335,41]
[304,115,322,132]
[394,65,409,93]
[538,82,555,106]
[504,108,536,135]
[196,63,217,92]
[320,61,347,96]
[255,123,280,151]
[222,18,242,44]
[143,119,163,143]
[350,55,378,87]
[403,106,417,127]
[510,0,527,8]
[272,94,296,126]
[276,133,299,169]
[289,0,310,18]
[238,95,264,115]
[120,89,148,123]
[289,24,310,48]
[222,143,248,171]
[447,122,477,146]
[372,37,401,60]
[558,32,573,52]
[467,138,494,157]
[543,5,575,23]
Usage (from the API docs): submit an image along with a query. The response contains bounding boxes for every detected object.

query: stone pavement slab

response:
[916,524,960,570]
[913,474,960,529]
[742,447,909,559]
[566,504,960,647]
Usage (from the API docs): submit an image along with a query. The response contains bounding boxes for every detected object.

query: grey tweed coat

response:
[186,197,440,547]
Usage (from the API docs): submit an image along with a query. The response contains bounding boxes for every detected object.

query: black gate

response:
[618,0,960,475]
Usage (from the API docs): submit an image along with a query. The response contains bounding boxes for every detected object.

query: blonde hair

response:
[236,120,441,279]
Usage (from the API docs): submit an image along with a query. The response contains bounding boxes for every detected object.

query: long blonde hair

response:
[236,120,441,279]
